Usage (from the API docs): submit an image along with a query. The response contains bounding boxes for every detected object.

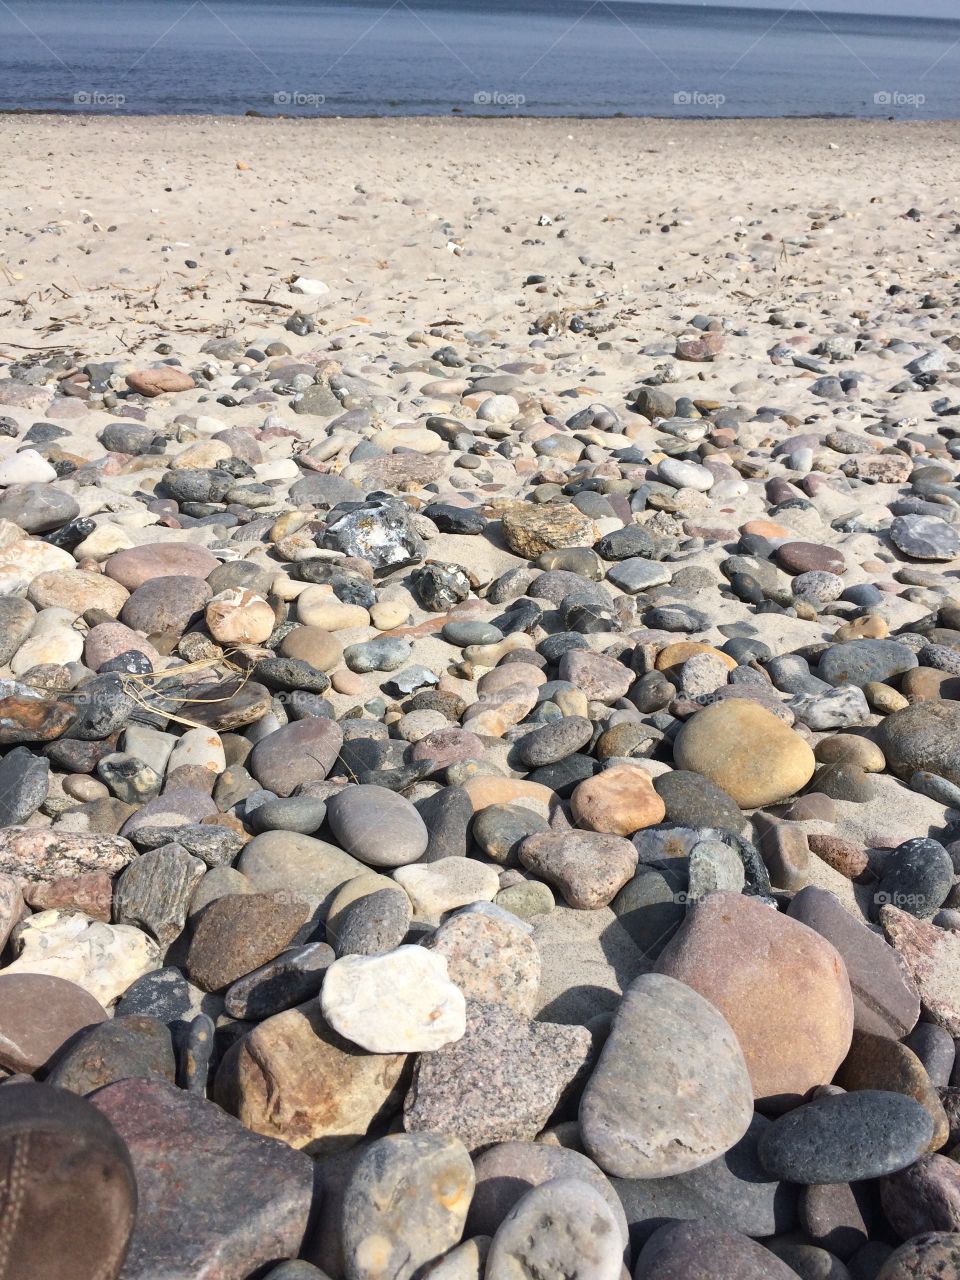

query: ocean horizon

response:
[1,0,958,119]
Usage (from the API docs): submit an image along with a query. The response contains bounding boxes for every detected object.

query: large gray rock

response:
[113,843,206,947]
[485,1177,624,1280]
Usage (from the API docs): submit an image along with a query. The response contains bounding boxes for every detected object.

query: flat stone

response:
[818,640,918,688]
[6,911,160,1005]
[214,1001,408,1156]
[393,857,500,924]
[877,700,960,786]
[185,892,310,991]
[238,830,367,919]
[655,891,854,1111]
[321,946,466,1053]
[223,942,334,1020]
[114,843,206,947]
[580,972,753,1178]
[403,998,591,1149]
[758,1090,935,1183]
[248,718,343,796]
[890,514,960,562]
[92,1078,312,1280]
[557,648,633,701]
[570,764,666,836]
[788,887,920,1039]
[500,503,597,558]
[105,542,218,590]
[0,972,108,1072]
[341,1134,475,1280]
[520,830,638,909]
[0,826,136,882]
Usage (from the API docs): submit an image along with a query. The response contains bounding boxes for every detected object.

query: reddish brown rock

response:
[520,829,638,909]
[23,870,114,920]
[0,827,136,882]
[0,973,108,1072]
[655,891,854,1111]
[676,332,725,362]
[185,892,310,992]
[125,367,196,396]
[570,764,666,836]
[0,696,76,744]
[776,542,846,576]
[876,1233,960,1278]
[808,833,870,879]
[880,905,960,1035]
[105,543,219,590]
[881,1154,960,1237]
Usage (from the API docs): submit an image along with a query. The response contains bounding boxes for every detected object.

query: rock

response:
[325,872,412,956]
[787,887,920,1040]
[341,1133,475,1280]
[126,367,196,396]
[214,1001,407,1155]
[875,1233,960,1279]
[758,1090,935,1183]
[0,746,49,825]
[881,1154,960,1238]
[323,501,426,574]
[570,764,666,836]
[185,892,309,991]
[248,718,343,796]
[28,568,129,616]
[393,857,500,924]
[205,588,276,644]
[121,574,212,635]
[837,1029,949,1150]
[238,829,367,918]
[92,1078,312,1280]
[321,946,466,1052]
[47,1014,176,1095]
[500,502,598,558]
[326,785,428,867]
[485,1178,624,1280]
[105,542,218,590]
[558,649,633,701]
[655,891,854,1110]
[673,701,816,809]
[880,905,960,1035]
[403,998,591,1149]
[874,838,954,922]
[426,908,540,1015]
[877,700,960,786]
[580,972,753,1178]
[113,843,206,947]
[0,826,136,882]
[6,911,160,1005]
[520,830,638,909]
[890,514,960,561]
[0,972,108,1072]
[223,942,334,1020]
[818,640,918,688]
[635,1219,799,1280]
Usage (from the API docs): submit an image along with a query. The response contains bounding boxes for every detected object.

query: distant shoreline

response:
[0,108,950,122]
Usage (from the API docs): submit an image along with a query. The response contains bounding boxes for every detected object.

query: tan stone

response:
[571,764,665,836]
[205,588,276,645]
[500,502,597,559]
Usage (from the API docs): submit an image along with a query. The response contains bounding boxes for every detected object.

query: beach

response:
[1,113,960,1279]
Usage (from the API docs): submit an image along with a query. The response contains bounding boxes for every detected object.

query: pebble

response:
[485,1178,624,1280]
[325,784,428,866]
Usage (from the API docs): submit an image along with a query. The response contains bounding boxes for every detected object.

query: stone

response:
[105,542,218,590]
[788,887,920,1039]
[837,1029,949,1150]
[0,826,136,882]
[557,648,633,701]
[185,892,310,991]
[758,1090,935,1183]
[673,701,816,809]
[393,857,500,924]
[580,972,753,1179]
[880,905,960,1035]
[875,1233,960,1279]
[113,844,206,947]
[325,872,412,956]
[485,1178,624,1280]
[874,838,954,922]
[121,574,212,635]
[0,746,49,825]
[248,718,343,796]
[28,568,129,616]
[223,942,334,1020]
[500,502,597,558]
[520,830,638,909]
[326,785,428,867]
[238,829,367,918]
[205,588,276,644]
[126,366,196,395]
[6,911,160,1006]
[403,998,591,1149]
[655,891,854,1110]
[877,700,960,786]
[653,771,744,832]
[0,972,108,1072]
[818,640,918,688]
[881,1155,960,1238]
[427,908,540,1015]
[47,1014,176,1095]
[321,946,466,1053]
[341,1134,475,1280]
[323,501,426,574]
[92,1078,312,1280]
[890,514,960,561]
[214,1001,407,1155]
[570,764,666,836]
[636,1220,800,1280]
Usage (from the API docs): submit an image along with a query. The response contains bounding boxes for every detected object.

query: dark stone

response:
[47,1015,176,1095]
[0,746,49,825]
[224,943,334,1020]
[873,837,954,922]
[654,770,744,832]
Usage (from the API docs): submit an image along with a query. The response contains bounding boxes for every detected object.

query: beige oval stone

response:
[571,764,666,836]
[205,589,276,645]
[27,569,129,617]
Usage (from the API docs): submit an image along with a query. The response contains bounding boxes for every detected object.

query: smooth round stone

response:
[520,830,637,909]
[442,620,503,648]
[485,1178,624,1280]
[0,973,108,1073]
[185,892,310,992]
[581,972,753,1179]
[818,640,918,688]
[325,785,428,867]
[570,764,666,837]
[673,701,815,809]
[279,626,343,672]
[792,571,844,605]
[634,1219,799,1280]
[120,575,212,635]
[777,542,846,576]
[890,514,960,562]
[251,795,328,835]
[46,1014,176,1095]
[247,719,343,797]
[27,570,129,617]
[0,483,80,533]
[472,805,550,865]
[320,946,465,1052]
[767,1242,853,1280]
[344,637,411,674]
[758,1091,935,1183]
[392,857,500,925]
[409,727,484,773]
[607,558,672,593]
[325,872,412,957]
[105,543,218,590]
[874,838,954,921]
[655,891,854,1111]
[653,771,744,832]
[877,701,960,786]
[515,717,593,767]
[880,1154,960,1238]
[223,942,333,1020]
[659,458,714,491]
[341,1133,475,1280]
[495,880,554,921]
